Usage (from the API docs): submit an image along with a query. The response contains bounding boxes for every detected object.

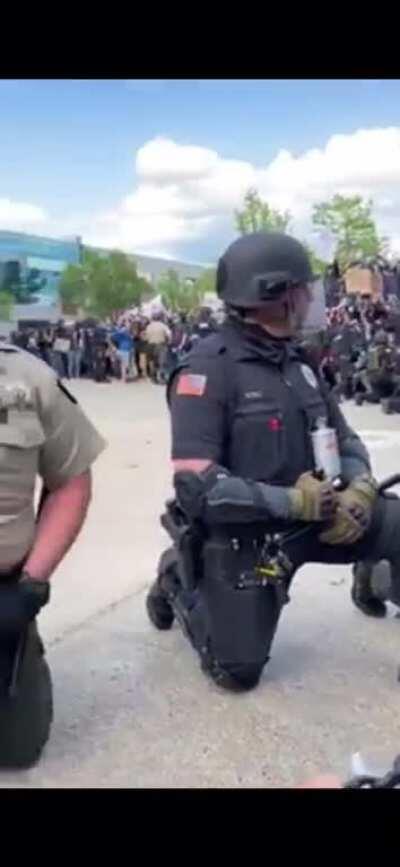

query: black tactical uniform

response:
[356,330,396,407]
[146,233,400,692]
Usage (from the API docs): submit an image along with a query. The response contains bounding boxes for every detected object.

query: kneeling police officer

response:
[146,232,399,692]
[0,341,105,765]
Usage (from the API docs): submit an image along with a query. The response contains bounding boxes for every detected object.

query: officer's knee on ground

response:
[198,534,284,675]
[150,526,282,690]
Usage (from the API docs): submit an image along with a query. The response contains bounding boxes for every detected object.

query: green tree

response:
[193,267,216,298]
[0,290,14,321]
[59,263,88,313]
[235,188,291,235]
[302,243,328,278]
[59,249,151,317]
[90,250,151,318]
[158,269,206,314]
[312,194,384,271]
[1,261,41,304]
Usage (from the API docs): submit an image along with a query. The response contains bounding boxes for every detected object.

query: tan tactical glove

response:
[288,472,338,522]
[319,475,378,546]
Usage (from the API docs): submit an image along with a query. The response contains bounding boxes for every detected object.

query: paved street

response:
[1,380,400,788]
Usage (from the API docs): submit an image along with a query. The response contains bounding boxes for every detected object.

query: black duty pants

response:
[164,495,400,678]
[0,569,53,766]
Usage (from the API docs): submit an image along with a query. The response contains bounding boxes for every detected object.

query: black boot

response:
[351,563,387,618]
[201,651,263,692]
[146,577,174,630]
[146,548,183,630]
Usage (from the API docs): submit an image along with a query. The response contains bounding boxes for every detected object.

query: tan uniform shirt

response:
[0,346,106,571]
[143,321,171,346]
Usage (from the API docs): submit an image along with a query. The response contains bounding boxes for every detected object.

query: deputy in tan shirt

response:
[0,343,106,768]
[0,344,105,574]
[143,318,172,346]
[143,317,172,383]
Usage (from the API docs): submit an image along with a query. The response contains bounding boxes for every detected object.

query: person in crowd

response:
[168,315,191,373]
[68,327,85,379]
[143,315,171,384]
[37,329,53,367]
[82,328,95,380]
[190,307,218,343]
[111,323,134,383]
[137,319,150,380]
[52,323,71,380]
[131,320,143,378]
[26,331,42,360]
[92,325,112,384]
[320,347,339,392]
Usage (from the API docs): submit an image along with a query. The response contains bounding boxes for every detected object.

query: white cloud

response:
[136,137,220,184]
[88,207,213,251]
[256,127,400,220]
[0,198,47,230]
[83,138,257,253]
[85,128,400,257]
[4,127,400,260]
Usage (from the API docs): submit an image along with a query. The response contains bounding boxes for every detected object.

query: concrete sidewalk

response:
[1,380,399,788]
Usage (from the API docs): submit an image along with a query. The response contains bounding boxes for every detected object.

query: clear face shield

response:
[245,278,326,336]
[294,278,327,334]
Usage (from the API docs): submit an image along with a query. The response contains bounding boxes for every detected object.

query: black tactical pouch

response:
[161,499,204,592]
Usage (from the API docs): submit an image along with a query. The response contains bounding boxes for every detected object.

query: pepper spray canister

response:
[310,417,341,482]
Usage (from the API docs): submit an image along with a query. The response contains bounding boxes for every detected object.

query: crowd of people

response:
[317,293,400,414]
[9,267,400,417]
[9,307,220,385]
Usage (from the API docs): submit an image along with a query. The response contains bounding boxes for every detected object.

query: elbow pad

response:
[173,464,230,522]
[204,476,291,525]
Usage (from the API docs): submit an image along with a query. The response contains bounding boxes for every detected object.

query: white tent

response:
[123,295,167,319]
[202,291,223,312]
[140,294,167,317]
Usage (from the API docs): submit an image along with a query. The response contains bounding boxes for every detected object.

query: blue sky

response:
[1,79,400,262]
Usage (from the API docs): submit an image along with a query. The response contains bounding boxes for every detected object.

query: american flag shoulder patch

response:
[177,373,207,397]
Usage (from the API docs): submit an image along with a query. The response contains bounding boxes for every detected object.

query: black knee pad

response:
[221,662,263,690]
[201,535,283,671]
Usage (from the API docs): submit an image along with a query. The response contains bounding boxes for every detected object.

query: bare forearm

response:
[173,459,212,474]
[24,471,92,581]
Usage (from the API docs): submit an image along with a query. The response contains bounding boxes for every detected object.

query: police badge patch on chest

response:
[0,381,33,412]
[300,364,318,390]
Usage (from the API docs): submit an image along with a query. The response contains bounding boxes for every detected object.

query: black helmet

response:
[216,231,316,309]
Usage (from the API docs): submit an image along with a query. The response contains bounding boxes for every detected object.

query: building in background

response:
[0,230,206,327]
[87,246,206,287]
[0,231,81,326]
